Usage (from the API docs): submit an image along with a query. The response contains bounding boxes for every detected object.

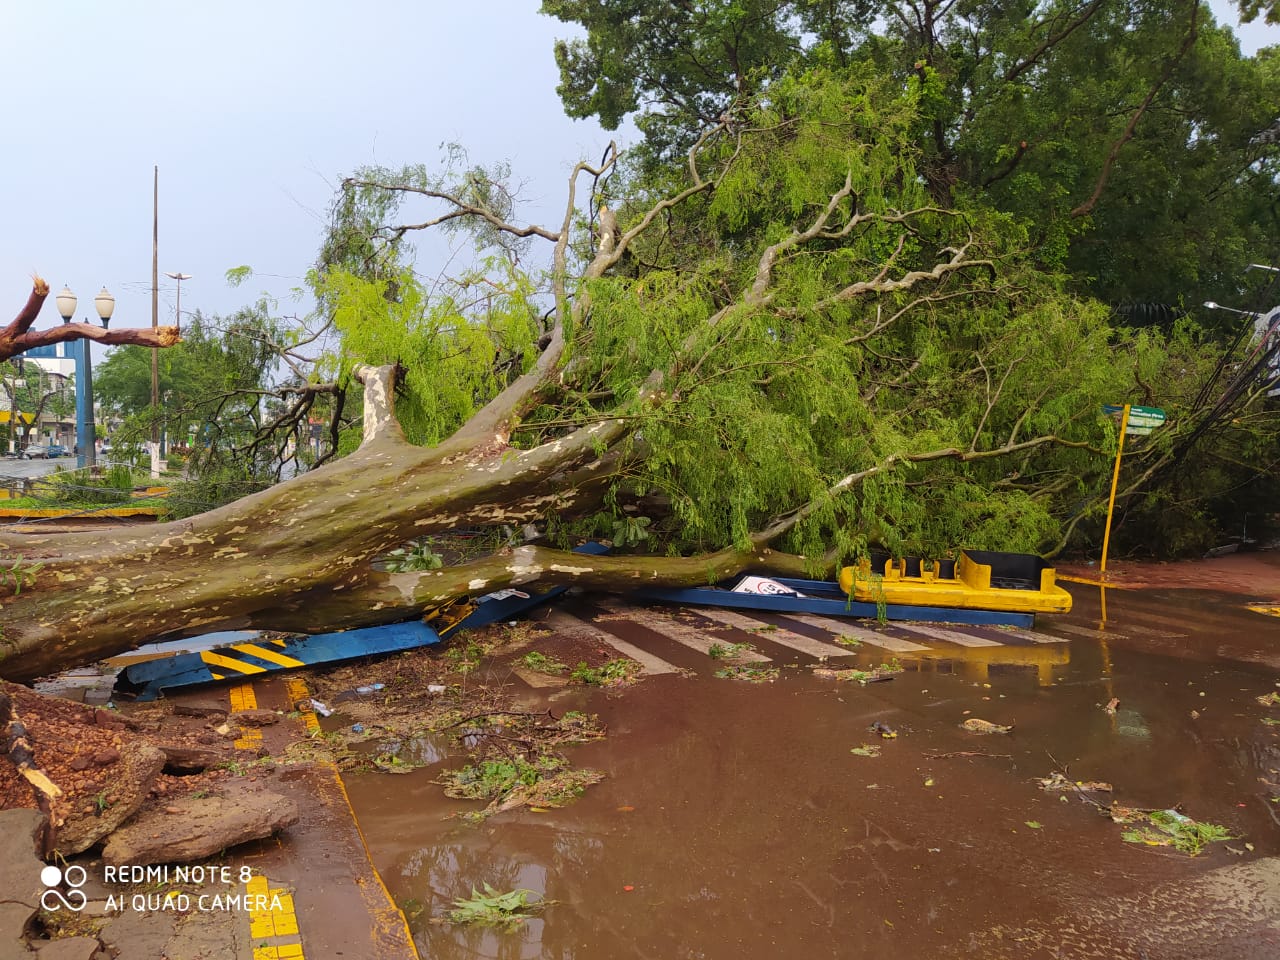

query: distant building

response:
[18,342,75,379]
[8,343,76,448]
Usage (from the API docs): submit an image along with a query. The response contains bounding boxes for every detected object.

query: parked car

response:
[46,444,67,458]
[21,443,49,459]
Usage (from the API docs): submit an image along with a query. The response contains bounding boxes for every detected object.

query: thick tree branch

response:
[1070,4,1198,219]
[1005,0,1107,83]
[0,322,181,364]
[250,542,821,632]
[981,140,1030,188]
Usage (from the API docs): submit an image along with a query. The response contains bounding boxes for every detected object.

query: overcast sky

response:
[1,2,1275,344]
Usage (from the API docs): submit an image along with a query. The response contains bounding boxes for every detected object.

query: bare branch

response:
[342,178,562,244]
[763,433,1100,542]
[816,239,993,310]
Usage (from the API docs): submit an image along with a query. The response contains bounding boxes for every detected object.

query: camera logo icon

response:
[39,865,87,912]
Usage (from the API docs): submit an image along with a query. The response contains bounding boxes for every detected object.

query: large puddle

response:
[341,586,1280,958]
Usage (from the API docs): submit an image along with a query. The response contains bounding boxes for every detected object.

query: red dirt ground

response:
[1057,547,1280,596]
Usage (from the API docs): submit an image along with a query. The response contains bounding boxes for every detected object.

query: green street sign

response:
[1102,404,1166,436]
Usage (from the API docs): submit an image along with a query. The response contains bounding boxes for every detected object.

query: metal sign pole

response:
[1099,404,1131,576]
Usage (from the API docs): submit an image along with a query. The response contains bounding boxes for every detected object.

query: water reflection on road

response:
[343,584,1280,959]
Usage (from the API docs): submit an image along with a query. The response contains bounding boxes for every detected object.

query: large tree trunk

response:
[0,363,805,683]
[0,128,1075,683]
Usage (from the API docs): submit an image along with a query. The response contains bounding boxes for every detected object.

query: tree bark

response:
[1,360,814,681]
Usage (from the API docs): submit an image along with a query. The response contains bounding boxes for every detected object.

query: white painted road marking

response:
[596,601,773,661]
[992,628,1069,645]
[547,610,681,674]
[780,614,930,653]
[1053,623,1129,641]
[900,624,1004,648]
[687,608,852,659]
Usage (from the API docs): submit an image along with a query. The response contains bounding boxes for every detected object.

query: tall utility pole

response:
[151,166,159,445]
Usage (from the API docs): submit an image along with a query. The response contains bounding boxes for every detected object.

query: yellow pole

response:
[1099,404,1130,577]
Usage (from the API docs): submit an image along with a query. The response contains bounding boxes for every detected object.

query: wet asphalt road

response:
[0,455,62,480]
[340,581,1280,959]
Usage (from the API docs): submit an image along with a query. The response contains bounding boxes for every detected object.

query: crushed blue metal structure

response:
[114,544,1043,699]
[114,543,610,700]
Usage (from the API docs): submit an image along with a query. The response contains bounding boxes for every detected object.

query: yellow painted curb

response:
[0,506,167,518]
[285,676,417,957]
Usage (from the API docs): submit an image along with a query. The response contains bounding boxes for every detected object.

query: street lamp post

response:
[164,272,192,330]
[56,285,114,469]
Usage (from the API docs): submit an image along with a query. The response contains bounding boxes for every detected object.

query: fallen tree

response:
[2,73,1162,682]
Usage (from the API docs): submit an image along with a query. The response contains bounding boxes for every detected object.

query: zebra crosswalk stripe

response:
[780,614,929,653]
[1054,622,1128,641]
[547,611,681,675]
[595,602,773,662]
[899,624,1004,648]
[688,608,850,658]
[992,628,1068,644]
[1114,623,1186,639]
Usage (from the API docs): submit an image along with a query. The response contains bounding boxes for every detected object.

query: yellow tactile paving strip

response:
[283,678,321,734]
[229,682,264,750]
[248,874,305,959]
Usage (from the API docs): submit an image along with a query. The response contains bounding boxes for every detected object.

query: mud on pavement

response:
[7,560,1280,958]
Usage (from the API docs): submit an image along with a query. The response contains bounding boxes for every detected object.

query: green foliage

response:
[33,466,137,505]
[610,515,651,547]
[1237,0,1279,23]
[0,555,43,597]
[96,306,295,500]
[537,69,1129,560]
[707,641,753,660]
[542,2,1280,314]
[444,641,485,675]
[314,258,541,447]
[381,540,444,572]
[447,884,547,928]
[438,754,603,814]
[1121,810,1234,855]
[714,665,780,682]
[0,358,73,449]
[163,462,273,521]
[303,55,1272,560]
[519,652,568,674]
[225,265,254,287]
[569,659,641,685]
